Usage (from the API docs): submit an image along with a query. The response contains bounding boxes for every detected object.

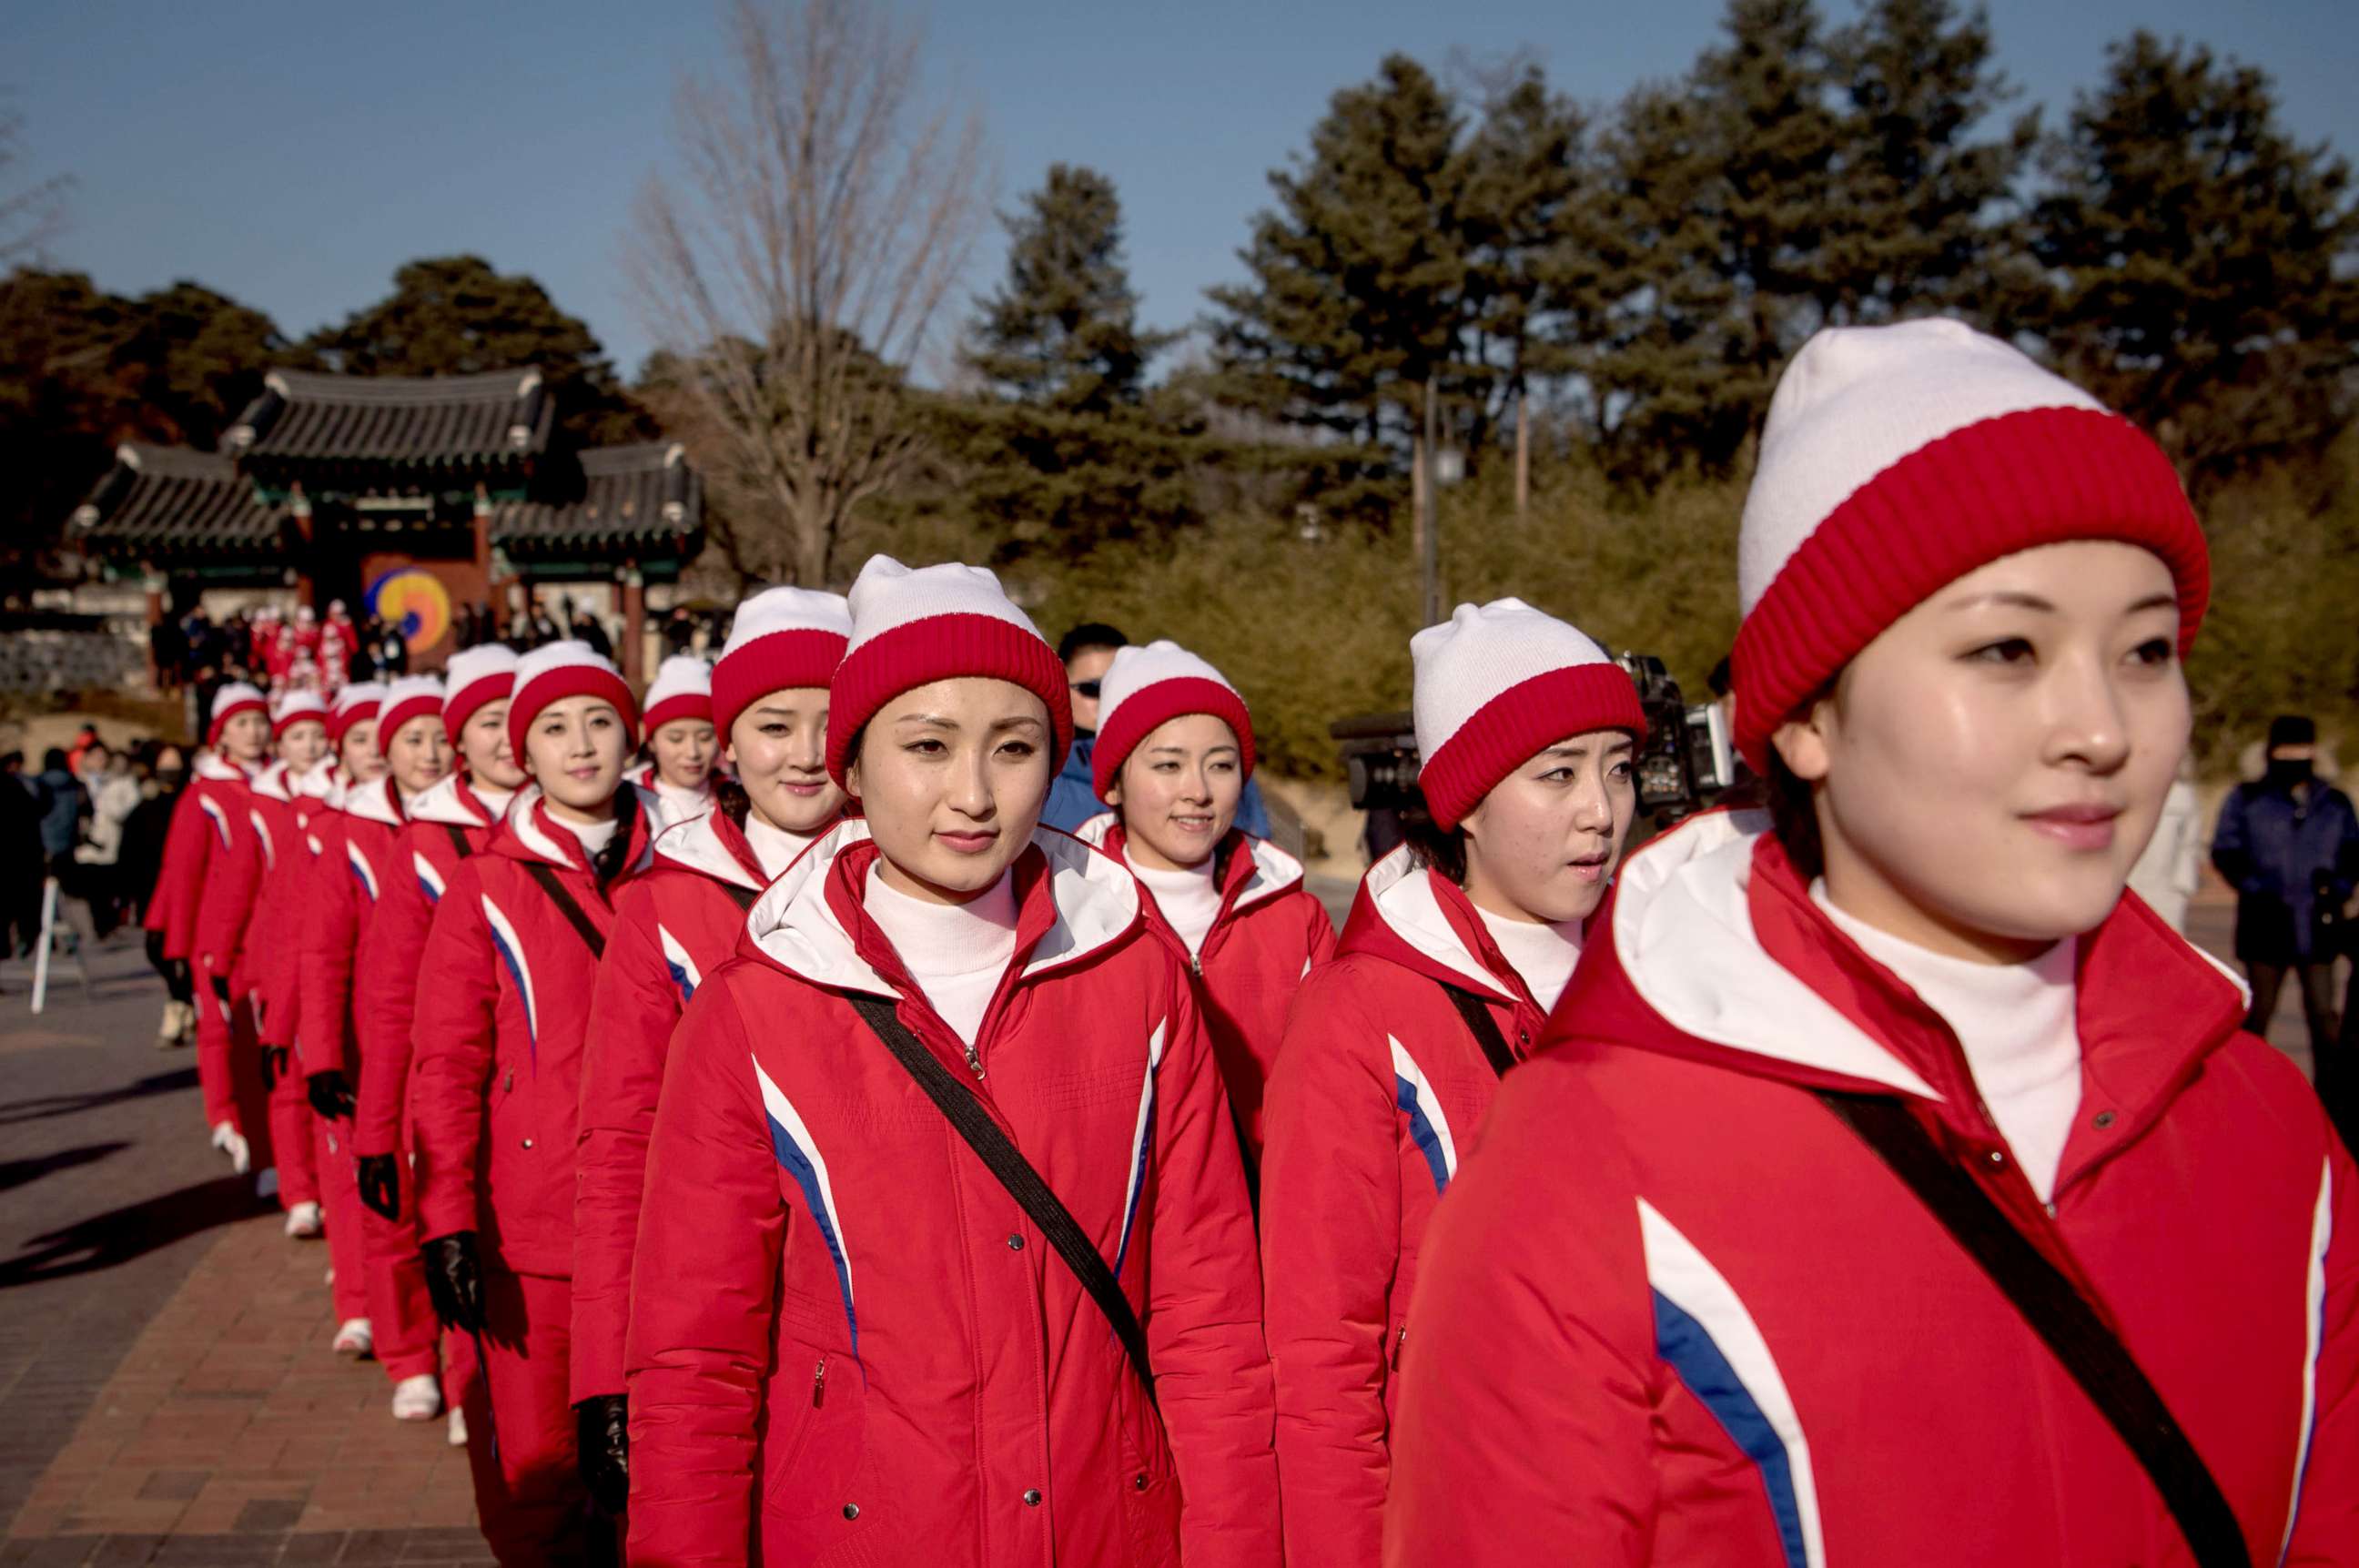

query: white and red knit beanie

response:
[712,587,852,741]
[826,556,1071,787]
[640,655,714,734]
[442,644,519,738]
[507,641,638,762]
[269,689,328,738]
[207,682,269,747]
[378,675,445,746]
[1091,641,1256,800]
[1733,318,2207,774]
[1411,599,1646,831]
[329,682,388,745]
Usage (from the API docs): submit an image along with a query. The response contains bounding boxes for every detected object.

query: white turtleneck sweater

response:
[744,814,822,880]
[553,814,620,861]
[1473,904,1585,1014]
[654,778,712,826]
[1126,849,1222,960]
[472,784,515,822]
[864,865,1019,1047]
[1813,884,2083,1203]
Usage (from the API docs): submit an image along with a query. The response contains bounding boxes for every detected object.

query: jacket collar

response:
[1333,843,1528,1006]
[1075,812,1308,919]
[744,817,1141,998]
[1565,810,2252,1138]
[407,772,496,829]
[342,776,404,829]
[653,805,768,892]
[251,761,293,803]
[494,782,660,876]
[194,753,249,784]
[289,761,336,801]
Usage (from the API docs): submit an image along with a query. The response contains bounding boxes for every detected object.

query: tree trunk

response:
[1514,388,1531,524]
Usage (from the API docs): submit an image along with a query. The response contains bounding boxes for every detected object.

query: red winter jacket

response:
[296,777,407,1081]
[351,774,507,1159]
[410,786,657,1277]
[625,820,1280,1568]
[572,804,832,1405]
[244,763,304,1038]
[1076,814,1337,1159]
[257,765,339,1056]
[147,755,248,958]
[1257,845,1553,1566]
[1386,810,2359,1566]
[190,760,267,997]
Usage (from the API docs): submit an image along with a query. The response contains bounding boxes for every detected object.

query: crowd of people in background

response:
[19,318,2358,1566]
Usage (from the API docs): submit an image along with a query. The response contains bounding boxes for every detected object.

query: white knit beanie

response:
[826,556,1071,786]
[507,641,637,761]
[329,681,389,744]
[1732,317,2206,773]
[1091,641,1256,799]
[377,674,447,746]
[1411,599,1646,830]
[441,644,519,737]
[640,654,714,734]
[269,689,329,737]
[207,682,269,746]
[711,587,852,740]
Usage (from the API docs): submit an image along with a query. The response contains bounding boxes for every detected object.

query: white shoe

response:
[332,1318,374,1359]
[283,1201,323,1239]
[210,1120,233,1153]
[390,1374,442,1421]
[447,1406,468,1447]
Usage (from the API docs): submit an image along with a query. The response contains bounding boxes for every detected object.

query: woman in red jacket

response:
[180,682,275,1177]
[635,653,718,831]
[1073,639,1336,1163]
[1387,320,2359,1565]
[570,586,850,1520]
[1257,602,1643,1565]
[353,644,521,1432]
[410,641,656,1565]
[626,557,1278,1567]
[248,691,333,1239]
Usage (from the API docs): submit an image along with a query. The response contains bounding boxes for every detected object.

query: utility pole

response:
[1419,375,1441,628]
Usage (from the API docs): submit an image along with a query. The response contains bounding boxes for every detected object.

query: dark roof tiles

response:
[492,442,700,551]
[226,368,552,464]
[70,443,285,556]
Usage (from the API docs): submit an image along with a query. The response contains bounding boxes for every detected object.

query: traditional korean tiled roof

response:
[491,442,702,553]
[224,367,553,466]
[69,444,286,558]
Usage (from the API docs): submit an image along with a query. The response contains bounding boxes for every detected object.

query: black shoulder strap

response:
[1817,1091,2250,1568]
[441,823,473,860]
[1438,981,1520,1077]
[521,861,606,961]
[846,991,1156,1407]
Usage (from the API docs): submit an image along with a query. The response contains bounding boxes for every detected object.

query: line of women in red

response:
[143,316,2353,1566]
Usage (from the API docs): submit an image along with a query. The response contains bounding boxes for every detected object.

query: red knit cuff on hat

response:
[1419,663,1649,830]
[1092,677,1257,800]
[825,613,1073,788]
[271,707,325,739]
[327,701,380,746]
[443,676,513,742]
[1732,407,2207,775]
[641,693,714,736]
[378,693,443,747]
[208,697,268,748]
[712,630,848,743]
[507,669,640,764]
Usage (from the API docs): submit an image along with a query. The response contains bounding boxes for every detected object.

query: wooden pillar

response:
[142,571,167,688]
[619,564,646,686]
[289,485,317,610]
[472,487,501,637]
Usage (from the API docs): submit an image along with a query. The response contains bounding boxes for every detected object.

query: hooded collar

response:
[1075,812,1308,922]
[653,805,767,893]
[343,775,404,829]
[251,761,293,803]
[407,772,497,829]
[494,782,661,877]
[743,817,1141,999]
[1333,843,1531,1007]
[290,761,336,802]
[1564,810,2252,1158]
[194,753,250,784]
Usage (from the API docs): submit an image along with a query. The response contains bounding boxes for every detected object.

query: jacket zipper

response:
[1390,1325,1406,1369]
[962,1041,985,1079]
[813,1355,827,1406]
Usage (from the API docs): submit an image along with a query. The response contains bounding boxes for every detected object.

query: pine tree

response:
[2030,33,2359,488]
[1207,55,1466,453]
[965,165,1171,415]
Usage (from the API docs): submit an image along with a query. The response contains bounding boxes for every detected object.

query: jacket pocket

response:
[1115,1380,1182,1568]
[760,1339,868,1524]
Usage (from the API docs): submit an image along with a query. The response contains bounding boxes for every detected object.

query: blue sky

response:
[8,0,2353,379]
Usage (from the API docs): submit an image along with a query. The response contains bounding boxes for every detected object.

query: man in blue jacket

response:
[1043,622,1271,839]
[2212,714,2359,1130]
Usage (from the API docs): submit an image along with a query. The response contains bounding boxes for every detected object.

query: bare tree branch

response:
[0,104,72,267]
[624,0,987,586]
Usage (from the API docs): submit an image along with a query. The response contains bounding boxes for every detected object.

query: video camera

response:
[1331,652,1736,835]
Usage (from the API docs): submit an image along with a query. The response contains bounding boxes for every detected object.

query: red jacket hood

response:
[485,782,662,877]
[1331,844,1538,1011]
[1557,809,2253,1147]
[406,771,501,831]
[1073,812,1308,919]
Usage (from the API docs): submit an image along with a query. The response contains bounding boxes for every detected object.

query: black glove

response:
[308,1069,354,1120]
[258,1043,290,1093]
[420,1230,483,1335]
[357,1153,400,1221]
[575,1393,631,1517]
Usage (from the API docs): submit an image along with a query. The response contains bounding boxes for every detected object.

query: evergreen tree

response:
[2030,33,2359,488]
[309,256,649,444]
[966,165,1171,414]
[1207,55,1466,453]
[1822,0,2035,324]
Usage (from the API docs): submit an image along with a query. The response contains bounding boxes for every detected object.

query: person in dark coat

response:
[2212,713,2359,1116]
[0,753,43,957]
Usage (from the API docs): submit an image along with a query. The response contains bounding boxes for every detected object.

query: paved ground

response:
[0,885,2337,1564]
